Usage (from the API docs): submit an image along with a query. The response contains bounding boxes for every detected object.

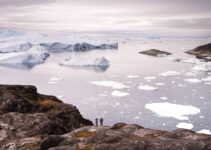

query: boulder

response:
[139,49,172,57]
[186,43,211,61]
[40,123,211,150]
[0,84,93,149]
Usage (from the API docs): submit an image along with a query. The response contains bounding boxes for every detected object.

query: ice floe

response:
[145,76,157,80]
[160,97,168,100]
[202,76,211,82]
[191,62,211,72]
[145,102,200,120]
[126,75,139,79]
[48,77,63,84]
[184,78,202,83]
[138,84,158,91]
[159,71,181,77]
[111,90,130,97]
[176,122,194,130]
[91,81,129,89]
[0,43,32,53]
[155,83,165,86]
[197,129,211,135]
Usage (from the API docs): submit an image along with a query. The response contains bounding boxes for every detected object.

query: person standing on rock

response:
[95,118,98,127]
[100,118,103,126]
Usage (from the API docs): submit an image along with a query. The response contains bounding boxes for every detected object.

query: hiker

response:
[100,118,103,126]
[95,118,98,127]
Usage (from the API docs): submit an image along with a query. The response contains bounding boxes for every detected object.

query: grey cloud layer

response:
[0,0,211,36]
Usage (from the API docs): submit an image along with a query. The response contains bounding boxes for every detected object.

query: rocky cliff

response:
[0,85,211,150]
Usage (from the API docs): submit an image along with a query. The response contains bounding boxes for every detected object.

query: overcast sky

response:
[0,0,211,36]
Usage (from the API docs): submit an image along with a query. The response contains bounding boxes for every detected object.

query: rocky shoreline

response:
[0,85,211,150]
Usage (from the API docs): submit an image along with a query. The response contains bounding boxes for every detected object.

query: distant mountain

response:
[0,29,23,37]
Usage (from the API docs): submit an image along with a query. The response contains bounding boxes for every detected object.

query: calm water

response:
[0,36,211,132]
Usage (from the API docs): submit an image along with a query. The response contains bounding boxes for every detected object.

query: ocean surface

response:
[0,34,210,133]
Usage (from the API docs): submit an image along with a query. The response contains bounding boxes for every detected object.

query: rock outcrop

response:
[40,123,211,150]
[1,85,211,150]
[0,85,93,150]
[139,49,172,57]
[186,43,211,61]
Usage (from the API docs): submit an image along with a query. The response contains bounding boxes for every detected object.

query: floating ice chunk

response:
[111,90,129,97]
[145,76,157,80]
[202,76,211,82]
[0,45,49,67]
[160,97,168,100]
[176,122,194,130]
[197,129,211,135]
[126,75,139,79]
[145,102,200,120]
[184,78,201,83]
[185,72,197,77]
[191,62,211,72]
[60,56,110,68]
[138,85,158,91]
[57,95,64,99]
[155,83,165,86]
[181,58,203,64]
[0,43,32,53]
[159,71,181,77]
[200,97,205,99]
[167,56,181,62]
[91,81,129,89]
[48,77,63,84]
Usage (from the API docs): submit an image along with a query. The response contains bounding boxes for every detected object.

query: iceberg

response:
[0,45,49,69]
[0,29,23,38]
[40,42,118,52]
[40,42,74,52]
[0,43,32,53]
[60,56,110,71]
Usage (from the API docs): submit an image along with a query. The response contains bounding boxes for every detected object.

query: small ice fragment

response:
[176,122,194,130]
[184,78,201,83]
[155,83,165,86]
[200,97,205,100]
[197,129,211,135]
[159,71,181,77]
[126,75,139,79]
[160,97,168,100]
[202,76,211,82]
[48,77,63,84]
[138,85,158,91]
[145,76,157,80]
[111,90,129,97]
[57,95,64,99]
[91,81,129,89]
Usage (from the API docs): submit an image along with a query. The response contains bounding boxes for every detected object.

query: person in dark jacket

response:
[100,118,103,126]
[95,118,98,127]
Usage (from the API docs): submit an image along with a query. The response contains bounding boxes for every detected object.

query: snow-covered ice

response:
[145,102,200,120]
[91,81,129,89]
[159,71,181,77]
[138,85,158,91]
[202,76,211,82]
[111,90,130,97]
[176,122,194,130]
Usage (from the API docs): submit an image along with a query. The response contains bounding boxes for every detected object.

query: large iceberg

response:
[0,45,49,69]
[60,56,110,71]
[0,43,32,53]
[40,42,118,52]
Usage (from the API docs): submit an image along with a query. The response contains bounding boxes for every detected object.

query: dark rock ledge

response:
[186,42,211,61]
[139,49,172,57]
[1,85,211,150]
